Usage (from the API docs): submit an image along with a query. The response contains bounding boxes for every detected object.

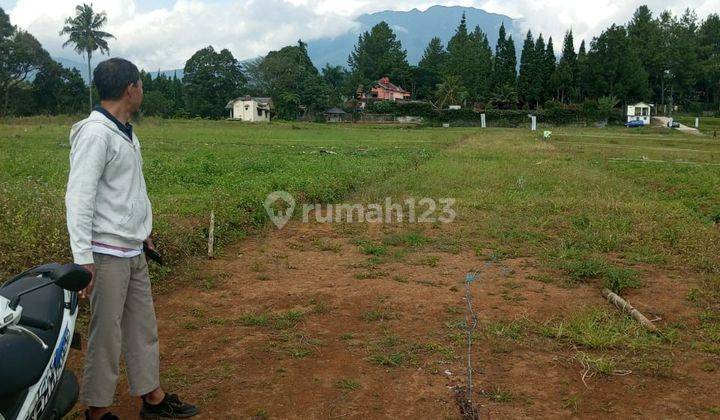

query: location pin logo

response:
[264,191,295,229]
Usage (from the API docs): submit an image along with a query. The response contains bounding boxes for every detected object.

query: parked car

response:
[624,120,645,128]
[667,120,680,128]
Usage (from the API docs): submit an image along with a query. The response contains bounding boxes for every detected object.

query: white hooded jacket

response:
[65,110,152,265]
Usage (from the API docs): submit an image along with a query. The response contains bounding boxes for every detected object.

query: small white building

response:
[626,102,652,125]
[225,96,273,122]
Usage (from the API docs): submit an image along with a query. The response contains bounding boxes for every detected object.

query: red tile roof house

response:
[371,77,411,101]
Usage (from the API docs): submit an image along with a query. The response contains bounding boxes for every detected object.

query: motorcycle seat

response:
[0,274,65,399]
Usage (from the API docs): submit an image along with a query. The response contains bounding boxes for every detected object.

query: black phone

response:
[143,242,164,265]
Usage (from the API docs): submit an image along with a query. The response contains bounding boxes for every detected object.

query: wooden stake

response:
[602,288,658,332]
[208,210,215,259]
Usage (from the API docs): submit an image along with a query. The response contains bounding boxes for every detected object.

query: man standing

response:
[65,58,198,420]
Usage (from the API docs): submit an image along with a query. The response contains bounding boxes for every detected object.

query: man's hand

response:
[79,264,95,299]
[144,236,156,251]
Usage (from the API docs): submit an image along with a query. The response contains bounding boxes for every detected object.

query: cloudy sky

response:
[1,0,717,70]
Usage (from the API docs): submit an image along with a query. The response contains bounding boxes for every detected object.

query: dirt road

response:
[653,116,701,134]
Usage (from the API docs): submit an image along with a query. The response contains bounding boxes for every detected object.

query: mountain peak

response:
[307,6,520,67]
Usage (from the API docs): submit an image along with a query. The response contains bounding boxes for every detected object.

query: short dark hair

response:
[93,58,140,101]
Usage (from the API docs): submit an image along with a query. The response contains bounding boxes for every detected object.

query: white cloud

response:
[5,0,719,69]
[475,0,719,49]
[7,0,357,69]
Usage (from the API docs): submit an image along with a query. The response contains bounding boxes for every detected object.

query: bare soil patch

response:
[69,222,719,419]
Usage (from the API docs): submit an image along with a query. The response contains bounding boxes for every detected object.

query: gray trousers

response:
[81,252,161,407]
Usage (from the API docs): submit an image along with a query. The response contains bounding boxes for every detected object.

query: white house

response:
[626,102,652,125]
[225,96,273,122]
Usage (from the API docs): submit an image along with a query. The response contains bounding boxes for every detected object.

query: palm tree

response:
[60,3,115,111]
[435,74,464,109]
[490,84,519,109]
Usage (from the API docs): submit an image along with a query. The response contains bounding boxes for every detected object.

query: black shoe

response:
[140,393,199,419]
[85,410,119,420]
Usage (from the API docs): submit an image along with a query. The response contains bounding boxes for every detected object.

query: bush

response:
[395,101,435,117]
[359,100,627,126]
[367,100,397,114]
[543,107,581,125]
[485,109,531,127]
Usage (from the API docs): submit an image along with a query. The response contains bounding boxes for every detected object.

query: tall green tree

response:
[517,30,536,106]
[445,12,469,76]
[554,30,577,103]
[183,46,246,118]
[321,63,349,106]
[671,9,701,105]
[0,7,11,39]
[444,14,471,102]
[444,15,493,104]
[585,25,649,103]
[32,60,86,114]
[490,22,517,95]
[261,40,329,119]
[576,40,589,101]
[543,37,557,101]
[416,37,446,100]
[530,34,547,105]
[468,26,493,101]
[698,14,720,108]
[627,6,664,103]
[242,56,269,97]
[59,3,115,111]
[0,8,50,116]
[347,22,410,92]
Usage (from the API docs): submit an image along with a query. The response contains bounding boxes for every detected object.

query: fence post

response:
[695,117,699,128]
[529,115,537,131]
[481,113,486,128]
[208,210,215,259]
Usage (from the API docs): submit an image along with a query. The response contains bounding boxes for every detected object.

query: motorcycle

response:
[0,263,91,420]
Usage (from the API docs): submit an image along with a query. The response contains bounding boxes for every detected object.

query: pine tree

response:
[444,13,469,86]
[348,21,410,90]
[627,6,664,103]
[517,30,535,106]
[544,37,556,102]
[585,25,649,103]
[443,13,492,102]
[554,30,577,103]
[698,13,720,108]
[491,22,517,95]
[419,37,446,74]
[576,40,588,101]
[444,14,491,104]
[530,34,547,105]
[416,37,446,99]
[671,9,701,104]
[468,26,493,101]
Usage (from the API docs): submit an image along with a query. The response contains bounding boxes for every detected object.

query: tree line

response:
[1,5,718,119]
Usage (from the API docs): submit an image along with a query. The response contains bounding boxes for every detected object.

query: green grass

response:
[4,118,719,288]
[335,378,361,391]
[3,117,720,367]
[352,126,720,283]
[0,117,464,278]
[488,386,515,403]
[239,312,269,327]
[537,307,659,350]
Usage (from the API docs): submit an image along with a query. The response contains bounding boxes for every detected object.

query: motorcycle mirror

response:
[50,263,91,292]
